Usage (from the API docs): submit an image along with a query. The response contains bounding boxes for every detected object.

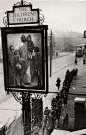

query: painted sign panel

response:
[1,25,48,93]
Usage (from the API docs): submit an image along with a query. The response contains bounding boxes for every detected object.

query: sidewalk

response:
[0,95,21,129]
[55,66,86,132]
[49,51,71,60]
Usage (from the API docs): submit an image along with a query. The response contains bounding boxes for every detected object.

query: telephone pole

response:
[50,30,53,77]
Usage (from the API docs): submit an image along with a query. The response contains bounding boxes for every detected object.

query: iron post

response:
[21,0,23,5]
[22,92,31,135]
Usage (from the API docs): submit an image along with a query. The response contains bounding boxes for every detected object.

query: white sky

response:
[0,0,86,33]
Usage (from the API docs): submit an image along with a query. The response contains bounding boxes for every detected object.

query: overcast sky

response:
[0,0,86,33]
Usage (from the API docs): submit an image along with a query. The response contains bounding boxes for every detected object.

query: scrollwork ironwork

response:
[39,14,45,25]
[11,91,22,105]
[30,93,43,99]
[14,1,31,6]
[10,91,43,106]
[3,16,8,27]
[23,1,31,5]
[14,2,21,6]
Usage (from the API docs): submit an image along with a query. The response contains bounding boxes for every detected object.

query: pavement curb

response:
[69,92,86,97]
[48,53,70,60]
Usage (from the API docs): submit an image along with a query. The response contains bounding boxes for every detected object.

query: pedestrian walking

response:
[63,113,69,129]
[56,100,62,128]
[51,97,57,110]
[63,93,67,108]
[33,123,39,135]
[56,93,60,102]
[42,107,50,133]
[42,114,47,135]
[83,58,85,65]
[32,115,39,130]
[66,69,70,76]
[44,107,50,116]
[56,78,61,90]
[46,110,55,135]
[74,58,77,65]
[75,68,78,78]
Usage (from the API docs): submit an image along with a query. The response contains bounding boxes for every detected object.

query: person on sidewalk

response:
[63,91,68,108]
[83,58,85,65]
[33,123,39,135]
[75,68,78,78]
[56,78,61,90]
[42,107,50,135]
[74,58,77,65]
[63,113,69,129]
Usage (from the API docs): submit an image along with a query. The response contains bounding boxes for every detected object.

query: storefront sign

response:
[7,5,39,25]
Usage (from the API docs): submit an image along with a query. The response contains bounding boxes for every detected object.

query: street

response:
[43,52,85,109]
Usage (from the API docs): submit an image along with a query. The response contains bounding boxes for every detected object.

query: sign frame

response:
[1,25,48,94]
[7,4,40,26]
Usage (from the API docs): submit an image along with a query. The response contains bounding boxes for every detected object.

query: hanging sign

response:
[7,5,39,25]
[1,25,48,93]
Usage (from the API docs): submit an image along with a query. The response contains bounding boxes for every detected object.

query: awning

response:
[74,97,86,103]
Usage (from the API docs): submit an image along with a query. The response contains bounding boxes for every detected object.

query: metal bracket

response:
[11,91,22,105]
[11,91,43,106]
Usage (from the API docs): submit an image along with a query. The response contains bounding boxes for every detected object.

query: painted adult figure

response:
[56,78,61,90]
[34,47,42,87]
[30,46,42,86]
[19,35,28,60]
[9,45,15,86]
[26,35,34,53]
[23,35,34,85]
[26,35,35,84]
[15,35,27,86]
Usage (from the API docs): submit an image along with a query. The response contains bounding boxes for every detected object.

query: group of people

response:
[42,97,68,135]
[8,34,42,87]
[42,68,78,134]
[60,68,78,107]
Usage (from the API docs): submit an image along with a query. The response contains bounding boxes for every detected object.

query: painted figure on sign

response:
[14,49,27,86]
[9,45,15,85]
[24,35,34,85]
[30,46,42,86]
